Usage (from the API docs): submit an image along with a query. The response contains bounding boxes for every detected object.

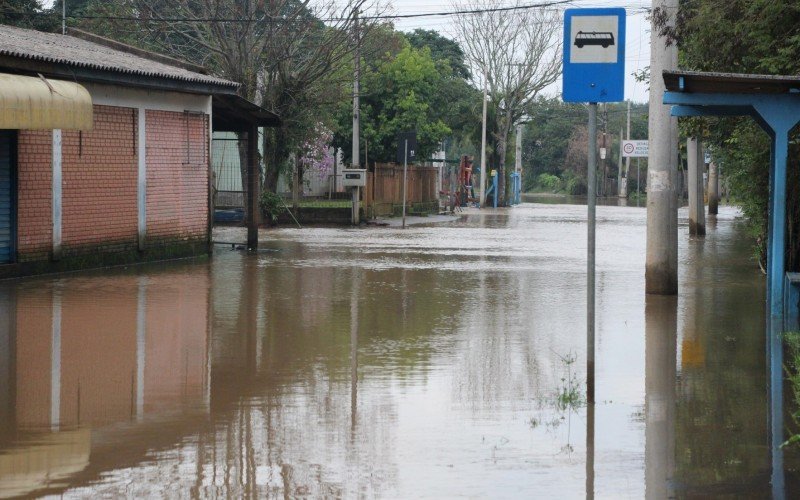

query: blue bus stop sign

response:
[562,8,626,103]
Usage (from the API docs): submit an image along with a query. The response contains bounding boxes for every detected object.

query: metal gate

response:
[0,131,14,264]
[212,133,245,208]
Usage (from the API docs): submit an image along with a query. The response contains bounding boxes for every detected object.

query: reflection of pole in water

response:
[645,295,676,500]
[350,269,360,432]
[769,318,785,498]
[135,277,147,420]
[51,285,62,431]
[0,284,16,430]
[585,400,594,500]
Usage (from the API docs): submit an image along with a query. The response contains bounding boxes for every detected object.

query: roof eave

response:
[664,70,800,94]
[0,54,239,96]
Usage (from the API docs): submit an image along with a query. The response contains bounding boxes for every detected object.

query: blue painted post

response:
[492,171,498,208]
[768,131,788,498]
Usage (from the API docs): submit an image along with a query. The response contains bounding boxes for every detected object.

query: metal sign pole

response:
[402,139,408,229]
[587,102,597,407]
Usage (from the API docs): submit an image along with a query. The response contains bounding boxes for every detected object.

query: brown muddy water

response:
[0,203,785,498]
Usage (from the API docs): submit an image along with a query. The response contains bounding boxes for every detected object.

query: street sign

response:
[622,140,648,157]
[396,132,417,164]
[562,8,626,103]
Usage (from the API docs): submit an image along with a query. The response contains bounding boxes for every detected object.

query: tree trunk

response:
[292,154,304,209]
[496,109,513,206]
[238,133,250,222]
[262,127,287,193]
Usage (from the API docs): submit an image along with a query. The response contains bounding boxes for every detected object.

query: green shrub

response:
[536,173,562,192]
[259,191,285,223]
[563,172,587,195]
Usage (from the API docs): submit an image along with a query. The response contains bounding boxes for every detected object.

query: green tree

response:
[0,0,56,31]
[357,45,451,162]
[406,29,471,80]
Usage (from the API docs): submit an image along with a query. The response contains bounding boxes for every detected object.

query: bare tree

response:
[105,0,381,207]
[453,0,562,204]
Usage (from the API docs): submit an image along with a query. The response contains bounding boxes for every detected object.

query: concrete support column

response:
[708,161,719,215]
[52,129,62,261]
[645,0,679,295]
[137,108,147,251]
[246,126,260,250]
[687,138,705,236]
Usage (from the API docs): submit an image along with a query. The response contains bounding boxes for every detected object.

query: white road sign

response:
[622,140,648,158]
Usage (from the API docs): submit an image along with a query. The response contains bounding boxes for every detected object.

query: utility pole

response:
[645,0,679,295]
[352,10,360,168]
[351,10,361,224]
[479,68,488,208]
[62,0,66,35]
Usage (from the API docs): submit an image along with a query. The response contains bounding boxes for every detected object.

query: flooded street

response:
[0,202,779,497]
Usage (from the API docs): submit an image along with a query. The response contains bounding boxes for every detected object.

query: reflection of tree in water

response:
[199,257,406,497]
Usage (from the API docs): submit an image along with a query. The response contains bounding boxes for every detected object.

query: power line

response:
[0,1,575,24]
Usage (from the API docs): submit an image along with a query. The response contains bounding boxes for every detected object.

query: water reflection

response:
[0,266,210,497]
[645,295,677,499]
[0,204,785,497]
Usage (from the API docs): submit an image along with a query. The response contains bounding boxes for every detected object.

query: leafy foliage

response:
[406,29,471,80]
[259,191,285,223]
[335,40,457,164]
[0,0,57,31]
[665,0,800,268]
[521,99,648,195]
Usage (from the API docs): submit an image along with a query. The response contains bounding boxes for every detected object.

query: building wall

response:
[15,100,209,264]
[61,105,138,253]
[146,110,209,244]
[16,130,53,262]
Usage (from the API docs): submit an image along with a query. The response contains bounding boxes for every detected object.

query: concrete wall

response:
[13,84,211,268]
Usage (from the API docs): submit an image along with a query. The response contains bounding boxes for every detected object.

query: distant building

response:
[0,25,278,277]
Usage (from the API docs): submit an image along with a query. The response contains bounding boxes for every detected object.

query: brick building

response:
[0,25,277,277]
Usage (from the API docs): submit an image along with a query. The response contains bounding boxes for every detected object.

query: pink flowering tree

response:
[298,123,335,189]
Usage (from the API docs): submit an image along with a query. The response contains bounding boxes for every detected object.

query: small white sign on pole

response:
[622,140,648,158]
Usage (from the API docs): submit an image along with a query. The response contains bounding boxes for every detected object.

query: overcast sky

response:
[390,0,652,103]
[45,0,652,102]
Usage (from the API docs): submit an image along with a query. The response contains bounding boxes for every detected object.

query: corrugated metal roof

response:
[664,70,800,94]
[0,24,238,90]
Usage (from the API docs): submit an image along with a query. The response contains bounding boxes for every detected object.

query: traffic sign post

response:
[563,8,626,103]
[562,8,626,425]
[622,140,648,158]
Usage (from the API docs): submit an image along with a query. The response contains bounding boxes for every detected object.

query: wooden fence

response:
[363,163,439,216]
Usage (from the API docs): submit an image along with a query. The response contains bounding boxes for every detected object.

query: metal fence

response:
[212,135,245,208]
